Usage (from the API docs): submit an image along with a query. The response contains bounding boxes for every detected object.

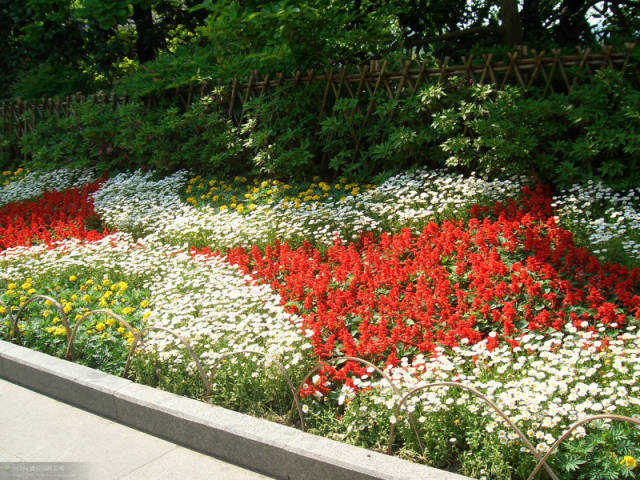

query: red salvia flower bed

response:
[0,180,110,251]
[212,185,640,388]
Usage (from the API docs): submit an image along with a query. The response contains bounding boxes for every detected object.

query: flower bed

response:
[1,167,639,480]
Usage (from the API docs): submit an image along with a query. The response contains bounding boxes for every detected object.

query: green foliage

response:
[433,70,640,189]
[10,61,101,100]
[242,82,324,178]
[19,97,247,176]
[551,422,640,480]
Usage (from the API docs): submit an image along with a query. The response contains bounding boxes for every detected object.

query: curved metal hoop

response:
[387,382,559,480]
[209,350,304,429]
[65,309,138,360]
[11,295,72,358]
[526,414,640,480]
[124,326,212,397]
[291,356,407,433]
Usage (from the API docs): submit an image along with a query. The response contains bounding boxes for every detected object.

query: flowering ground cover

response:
[1,166,639,480]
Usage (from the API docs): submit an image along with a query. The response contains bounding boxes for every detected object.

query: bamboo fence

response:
[1,43,638,159]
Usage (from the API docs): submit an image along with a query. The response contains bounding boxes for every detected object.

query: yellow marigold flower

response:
[86,330,93,335]
[82,295,91,302]
[127,336,134,344]
[85,279,94,286]
[2,170,11,176]
[220,205,228,212]
[142,311,151,319]
[27,288,36,295]
[52,316,60,324]
[99,299,108,308]
[8,283,17,290]
[17,323,25,330]
[101,333,110,339]
[21,282,31,290]
[102,278,110,286]
[121,306,134,315]
[95,322,106,332]
[140,300,149,308]
[119,282,128,291]
[260,180,268,188]
[110,284,118,292]
[186,196,197,206]
[117,327,125,334]
[54,327,66,336]
[351,187,359,195]
[106,318,116,326]
[621,456,637,468]
[42,310,51,318]
[71,294,77,301]
[75,314,83,321]
[63,303,72,314]
[46,326,56,334]
[0,307,6,314]
[236,204,244,214]
[69,275,77,282]
[79,285,87,291]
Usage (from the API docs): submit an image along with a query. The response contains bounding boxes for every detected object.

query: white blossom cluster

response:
[0,233,313,372]
[552,180,640,262]
[91,168,526,250]
[0,168,96,207]
[331,328,640,455]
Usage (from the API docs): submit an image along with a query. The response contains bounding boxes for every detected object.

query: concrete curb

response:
[0,340,472,480]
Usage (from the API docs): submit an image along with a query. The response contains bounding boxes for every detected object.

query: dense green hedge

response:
[9,69,640,189]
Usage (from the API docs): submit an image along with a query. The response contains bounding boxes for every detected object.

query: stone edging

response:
[0,339,471,480]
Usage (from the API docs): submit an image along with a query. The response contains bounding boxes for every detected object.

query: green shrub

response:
[19,96,247,176]
[436,70,640,189]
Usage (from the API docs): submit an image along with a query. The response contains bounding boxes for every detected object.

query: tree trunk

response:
[133,3,156,63]
[556,0,593,45]
[501,0,523,46]
[521,0,544,42]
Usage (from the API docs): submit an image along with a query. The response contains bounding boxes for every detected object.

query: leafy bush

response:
[437,70,640,188]
[19,96,247,176]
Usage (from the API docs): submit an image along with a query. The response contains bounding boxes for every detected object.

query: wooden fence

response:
[1,43,638,158]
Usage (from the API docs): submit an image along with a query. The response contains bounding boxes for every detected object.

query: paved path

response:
[0,378,274,480]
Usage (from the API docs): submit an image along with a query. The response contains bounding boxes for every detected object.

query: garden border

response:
[0,339,470,480]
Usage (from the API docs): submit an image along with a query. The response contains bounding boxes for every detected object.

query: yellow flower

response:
[53,327,66,336]
[86,330,93,335]
[142,311,151,319]
[140,300,149,308]
[82,295,91,302]
[71,294,77,301]
[42,310,51,318]
[102,278,111,286]
[27,288,36,295]
[46,326,56,334]
[621,456,637,468]
[63,303,73,314]
[2,170,11,176]
[106,318,116,326]
[0,306,5,314]
[121,306,134,315]
[220,205,228,212]
[236,204,244,214]
[21,282,31,290]
[69,275,77,282]
[8,283,17,290]
[118,282,128,291]
[117,327,125,334]
[85,279,94,286]
[95,322,106,332]
[75,314,83,321]
[52,316,60,324]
